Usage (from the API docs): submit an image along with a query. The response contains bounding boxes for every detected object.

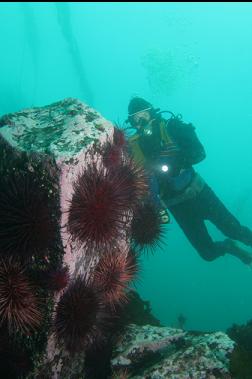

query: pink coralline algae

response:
[0,98,144,377]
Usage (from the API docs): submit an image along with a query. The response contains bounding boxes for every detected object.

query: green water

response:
[1,2,252,332]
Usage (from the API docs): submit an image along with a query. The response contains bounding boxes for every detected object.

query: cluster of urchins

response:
[0,126,166,365]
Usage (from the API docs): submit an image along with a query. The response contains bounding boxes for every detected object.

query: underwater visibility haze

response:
[1,0,252,337]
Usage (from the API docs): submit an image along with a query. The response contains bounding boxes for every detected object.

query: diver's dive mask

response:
[124,108,177,142]
[125,107,155,132]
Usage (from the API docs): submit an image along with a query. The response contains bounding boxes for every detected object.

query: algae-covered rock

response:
[0,98,136,378]
[112,324,235,379]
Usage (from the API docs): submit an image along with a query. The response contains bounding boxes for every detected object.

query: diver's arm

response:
[181,123,206,167]
[168,118,206,168]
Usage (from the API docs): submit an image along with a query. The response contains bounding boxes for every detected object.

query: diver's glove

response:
[159,208,170,224]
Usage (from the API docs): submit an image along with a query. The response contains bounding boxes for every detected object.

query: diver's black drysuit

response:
[129,114,252,261]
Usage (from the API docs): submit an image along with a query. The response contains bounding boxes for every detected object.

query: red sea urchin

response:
[0,258,42,334]
[109,157,149,209]
[54,275,107,354]
[102,141,123,169]
[92,249,139,307]
[68,162,134,251]
[131,200,166,254]
[0,171,56,261]
[44,266,70,292]
[102,126,127,168]
[113,126,126,148]
[48,266,69,291]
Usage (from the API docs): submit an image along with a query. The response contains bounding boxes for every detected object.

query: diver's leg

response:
[201,186,252,245]
[199,185,252,265]
[216,238,252,265]
[169,202,226,261]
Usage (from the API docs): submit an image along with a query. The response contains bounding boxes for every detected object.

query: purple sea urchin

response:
[0,258,42,334]
[0,171,56,261]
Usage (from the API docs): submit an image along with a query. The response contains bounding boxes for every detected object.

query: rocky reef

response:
[0,98,148,378]
[0,98,241,379]
[111,324,234,379]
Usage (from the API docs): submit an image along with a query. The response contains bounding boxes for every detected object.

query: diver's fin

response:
[224,238,252,266]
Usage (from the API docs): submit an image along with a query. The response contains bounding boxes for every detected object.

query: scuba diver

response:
[126,96,252,266]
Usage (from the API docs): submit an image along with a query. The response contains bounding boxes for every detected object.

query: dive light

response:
[161,164,169,173]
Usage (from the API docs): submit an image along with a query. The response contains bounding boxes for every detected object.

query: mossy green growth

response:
[0,98,107,158]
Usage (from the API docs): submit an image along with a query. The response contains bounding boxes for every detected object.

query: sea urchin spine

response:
[131,200,166,254]
[54,275,107,354]
[0,171,56,261]
[92,249,138,307]
[68,162,135,251]
[0,258,42,334]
